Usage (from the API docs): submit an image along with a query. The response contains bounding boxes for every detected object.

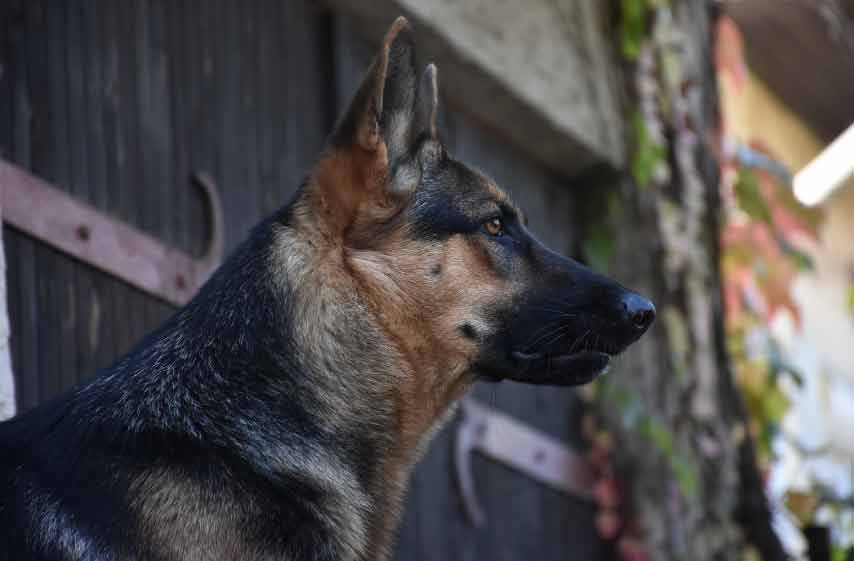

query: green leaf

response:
[630,111,667,188]
[831,545,851,561]
[639,417,698,498]
[620,0,647,61]
[847,284,854,314]
[734,168,773,225]
[671,454,698,499]
[580,189,621,273]
[640,417,674,458]
[662,307,689,380]
[767,339,805,387]
[583,234,616,274]
[595,380,645,429]
[775,232,814,272]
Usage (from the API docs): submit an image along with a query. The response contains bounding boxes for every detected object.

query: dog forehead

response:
[429,159,514,213]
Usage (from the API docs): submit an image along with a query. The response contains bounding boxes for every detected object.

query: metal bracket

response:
[454,397,595,526]
[0,159,224,306]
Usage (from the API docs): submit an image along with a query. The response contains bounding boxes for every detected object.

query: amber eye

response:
[484,217,504,237]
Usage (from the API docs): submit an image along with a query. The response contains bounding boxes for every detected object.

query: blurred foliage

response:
[722,151,854,552]
[733,168,772,225]
[639,416,698,499]
[581,188,622,273]
[594,378,699,500]
[619,0,671,61]
[725,317,790,466]
[661,306,689,380]
[721,160,817,469]
[630,110,666,188]
[619,0,647,60]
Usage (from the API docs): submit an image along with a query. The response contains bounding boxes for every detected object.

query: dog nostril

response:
[622,294,656,331]
[630,308,655,329]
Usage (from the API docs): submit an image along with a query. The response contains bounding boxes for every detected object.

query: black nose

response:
[621,293,656,332]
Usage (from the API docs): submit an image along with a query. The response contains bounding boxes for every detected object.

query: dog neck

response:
[270,200,474,560]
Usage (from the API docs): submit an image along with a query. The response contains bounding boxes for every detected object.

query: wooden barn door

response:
[1,3,602,560]
[0,0,331,411]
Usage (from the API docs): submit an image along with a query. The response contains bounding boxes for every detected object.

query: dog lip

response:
[510,350,545,361]
[503,350,612,386]
[510,349,612,362]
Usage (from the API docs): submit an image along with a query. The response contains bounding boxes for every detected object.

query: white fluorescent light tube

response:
[793,123,854,206]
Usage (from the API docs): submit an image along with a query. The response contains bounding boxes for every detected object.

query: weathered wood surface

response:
[0,3,601,560]
[1,0,330,412]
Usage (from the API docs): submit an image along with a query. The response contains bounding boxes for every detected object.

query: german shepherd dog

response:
[0,17,654,561]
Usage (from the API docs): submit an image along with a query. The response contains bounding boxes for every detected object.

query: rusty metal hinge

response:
[0,159,224,306]
[454,397,595,526]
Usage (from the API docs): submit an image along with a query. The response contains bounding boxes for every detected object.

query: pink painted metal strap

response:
[0,159,224,306]
[455,397,595,526]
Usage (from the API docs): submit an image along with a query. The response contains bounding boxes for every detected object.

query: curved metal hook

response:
[1,159,227,307]
[455,398,487,526]
[191,171,225,280]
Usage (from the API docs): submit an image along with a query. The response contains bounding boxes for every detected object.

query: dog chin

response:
[479,350,611,387]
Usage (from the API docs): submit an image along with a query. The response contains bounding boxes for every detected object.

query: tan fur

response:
[133,448,371,561]
[131,469,253,561]
[272,142,520,559]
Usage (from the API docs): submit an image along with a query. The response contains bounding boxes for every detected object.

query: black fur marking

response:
[0,212,377,561]
[408,160,492,241]
[459,324,478,340]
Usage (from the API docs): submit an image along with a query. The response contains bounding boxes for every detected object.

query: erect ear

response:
[331,17,419,164]
[310,18,442,240]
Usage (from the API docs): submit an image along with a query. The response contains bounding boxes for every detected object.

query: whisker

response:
[532,307,583,320]
[522,321,568,352]
[525,324,571,353]
[568,329,591,354]
[522,321,563,345]
[539,324,575,352]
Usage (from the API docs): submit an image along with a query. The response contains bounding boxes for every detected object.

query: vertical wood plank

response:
[164,0,186,257]
[120,0,150,350]
[39,0,68,403]
[64,0,90,387]
[78,0,114,379]
[254,0,276,216]
[99,0,132,364]
[7,0,39,412]
[147,0,177,331]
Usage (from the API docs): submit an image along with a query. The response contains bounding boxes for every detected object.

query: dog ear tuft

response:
[379,19,419,162]
[414,63,439,142]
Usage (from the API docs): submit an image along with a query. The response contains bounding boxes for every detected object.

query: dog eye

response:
[484,217,504,237]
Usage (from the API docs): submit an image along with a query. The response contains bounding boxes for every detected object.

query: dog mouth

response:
[502,349,612,386]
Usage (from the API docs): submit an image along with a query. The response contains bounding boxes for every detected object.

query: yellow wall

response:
[718,69,823,172]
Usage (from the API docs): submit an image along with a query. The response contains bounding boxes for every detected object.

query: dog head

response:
[301,18,654,393]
